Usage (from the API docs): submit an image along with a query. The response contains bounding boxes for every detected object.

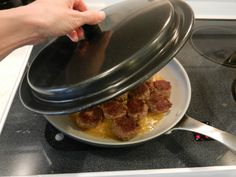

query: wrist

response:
[12,5,44,45]
[0,5,45,46]
[0,4,46,60]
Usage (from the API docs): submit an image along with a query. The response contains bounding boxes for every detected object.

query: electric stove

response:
[0,20,235,176]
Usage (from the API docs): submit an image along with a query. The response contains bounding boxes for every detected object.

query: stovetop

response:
[0,20,236,176]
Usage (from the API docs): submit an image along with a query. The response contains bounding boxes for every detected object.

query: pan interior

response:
[45,58,191,147]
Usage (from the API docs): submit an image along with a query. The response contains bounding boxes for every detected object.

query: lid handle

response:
[82,24,102,40]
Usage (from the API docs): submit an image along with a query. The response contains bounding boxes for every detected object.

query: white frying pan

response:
[45,58,236,152]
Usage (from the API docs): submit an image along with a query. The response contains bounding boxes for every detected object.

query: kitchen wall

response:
[185,0,236,19]
[84,0,236,19]
[1,0,236,19]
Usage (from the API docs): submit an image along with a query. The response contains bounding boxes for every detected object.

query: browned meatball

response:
[147,94,172,114]
[76,107,103,129]
[127,99,148,120]
[128,82,150,100]
[101,101,127,119]
[115,92,128,102]
[111,116,139,140]
[149,80,171,98]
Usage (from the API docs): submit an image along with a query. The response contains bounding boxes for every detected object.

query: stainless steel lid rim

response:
[20,0,194,115]
[20,28,192,115]
[27,22,179,103]
[172,0,195,46]
[20,47,187,115]
[28,24,183,105]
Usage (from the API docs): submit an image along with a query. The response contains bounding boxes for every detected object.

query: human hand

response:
[26,0,106,42]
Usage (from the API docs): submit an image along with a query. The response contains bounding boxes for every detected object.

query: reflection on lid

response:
[65,31,113,85]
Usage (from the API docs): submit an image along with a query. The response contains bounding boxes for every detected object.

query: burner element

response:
[191,26,236,67]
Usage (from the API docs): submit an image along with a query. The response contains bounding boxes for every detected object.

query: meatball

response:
[111,116,139,140]
[149,80,171,98]
[115,93,128,102]
[128,82,150,100]
[101,101,127,119]
[76,107,103,129]
[127,99,148,120]
[147,94,172,114]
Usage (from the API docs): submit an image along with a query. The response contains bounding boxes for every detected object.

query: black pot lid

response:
[20,0,194,115]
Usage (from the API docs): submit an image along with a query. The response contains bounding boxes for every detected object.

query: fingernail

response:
[98,11,106,20]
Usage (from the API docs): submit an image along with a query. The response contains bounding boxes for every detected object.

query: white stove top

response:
[0,45,32,134]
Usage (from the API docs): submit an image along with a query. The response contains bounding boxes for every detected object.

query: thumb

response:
[78,11,106,25]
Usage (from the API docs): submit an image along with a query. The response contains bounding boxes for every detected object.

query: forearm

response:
[0,0,105,61]
[0,6,41,61]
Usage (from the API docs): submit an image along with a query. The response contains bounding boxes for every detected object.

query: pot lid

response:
[20,0,194,115]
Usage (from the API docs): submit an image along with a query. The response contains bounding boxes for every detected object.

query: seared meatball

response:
[147,94,172,114]
[111,116,139,140]
[127,99,148,120]
[76,107,103,129]
[101,101,127,119]
[115,93,128,102]
[149,80,171,98]
[128,82,150,100]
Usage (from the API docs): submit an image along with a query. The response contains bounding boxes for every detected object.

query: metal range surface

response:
[0,20,236,176]
[20,0,194,115]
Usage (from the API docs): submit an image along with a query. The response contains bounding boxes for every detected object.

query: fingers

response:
[76,27,85,39]
[67,30,79,42]
[78,10,106,25]
[68,1,106,42]
[67,28,84,42]
[73,0,87,11]
[72,0,105,24]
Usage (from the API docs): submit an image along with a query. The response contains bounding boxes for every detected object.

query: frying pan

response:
[45,58,236,152]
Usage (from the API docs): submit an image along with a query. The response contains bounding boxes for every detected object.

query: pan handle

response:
[171,115,236,153]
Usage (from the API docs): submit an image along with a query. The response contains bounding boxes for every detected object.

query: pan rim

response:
[45,58,191,147]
